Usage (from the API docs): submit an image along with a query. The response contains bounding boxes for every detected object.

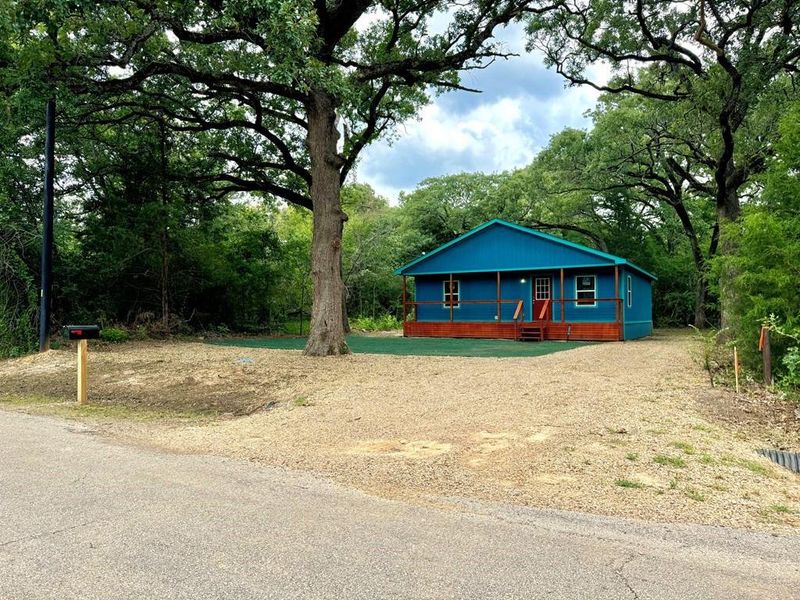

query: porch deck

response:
[403,320,621,342]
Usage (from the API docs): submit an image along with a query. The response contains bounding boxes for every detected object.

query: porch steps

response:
[517,325,544,342]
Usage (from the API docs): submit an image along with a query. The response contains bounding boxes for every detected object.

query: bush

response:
[100,327,130,343]
[350,314,402,331]
[764,317,800,390]
[688,326,732,387]
[782,347,800,389]
[0,288,36,358]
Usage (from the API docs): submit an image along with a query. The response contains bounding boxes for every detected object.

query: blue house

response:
[395,219,655,341]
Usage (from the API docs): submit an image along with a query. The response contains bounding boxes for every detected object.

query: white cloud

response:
[401,97,533,166]
[350,20,606,204]
[356,84,599,203]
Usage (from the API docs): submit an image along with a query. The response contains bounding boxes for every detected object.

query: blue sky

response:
[354,24,603,203]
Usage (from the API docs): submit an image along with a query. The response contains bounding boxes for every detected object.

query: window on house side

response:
[627,275,633,308]
[575,275,596,307]
[443,279,460,309]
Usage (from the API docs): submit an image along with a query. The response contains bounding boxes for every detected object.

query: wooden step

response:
[518,326,544,342]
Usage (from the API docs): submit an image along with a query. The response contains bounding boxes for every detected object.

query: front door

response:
[533,277,552,321]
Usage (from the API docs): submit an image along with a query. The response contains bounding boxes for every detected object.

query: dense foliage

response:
[712,103,800,385]
[1,1,798,387]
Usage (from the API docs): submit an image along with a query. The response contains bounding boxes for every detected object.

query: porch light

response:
[520,278,527,283]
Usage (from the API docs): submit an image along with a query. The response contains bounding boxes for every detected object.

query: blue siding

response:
[404,223,611,275]
[414,268,625,324]
[415,275,495,322]
[622,269,653,340]
[415,273,532,322]
[562,269,618,322]
[500,275,531,321]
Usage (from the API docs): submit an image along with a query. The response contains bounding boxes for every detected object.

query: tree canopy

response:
[2,0,799,386]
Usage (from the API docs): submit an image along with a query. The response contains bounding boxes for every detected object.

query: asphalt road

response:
[1,411,799,599]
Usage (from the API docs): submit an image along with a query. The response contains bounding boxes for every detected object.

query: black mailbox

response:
[63,325,102,340]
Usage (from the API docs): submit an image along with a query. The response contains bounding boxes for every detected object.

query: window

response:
[535,277,551,300]
[575,275,596,307]
[443,279,460,308]
[626,275,633,308]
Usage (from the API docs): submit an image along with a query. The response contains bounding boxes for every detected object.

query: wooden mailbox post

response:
[63,325,102,404]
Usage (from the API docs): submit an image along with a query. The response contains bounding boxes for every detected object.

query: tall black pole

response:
[38,97,56,352]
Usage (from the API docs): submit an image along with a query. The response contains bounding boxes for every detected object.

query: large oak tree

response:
[23,0,547,355]
[526,0,800,330]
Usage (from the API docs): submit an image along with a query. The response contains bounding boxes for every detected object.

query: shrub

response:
[0,294,36,358]
[0,256,37,358]
[350,314,402,331]
[688,326,732,387]
[100,327,130,343]
[783,346,800,389]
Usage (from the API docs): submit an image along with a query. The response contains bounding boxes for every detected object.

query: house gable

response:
[396,220,619,275]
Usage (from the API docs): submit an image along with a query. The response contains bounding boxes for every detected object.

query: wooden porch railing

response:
[403,299,524,323]
[548,298,623,324]
[404,298,622,322]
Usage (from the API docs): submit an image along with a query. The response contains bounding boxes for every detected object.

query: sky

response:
[353,23,604,204]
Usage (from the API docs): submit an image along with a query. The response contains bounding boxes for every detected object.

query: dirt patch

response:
[0,342,282,415]
[696,386,800,449]
[2,332,800,531]
[350,439,452,459]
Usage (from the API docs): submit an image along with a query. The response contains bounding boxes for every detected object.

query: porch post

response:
[560,268,565,323]
[449,273,454,322]
[614,266,621,340]
[496,271,501,322]
[402,276,407,329]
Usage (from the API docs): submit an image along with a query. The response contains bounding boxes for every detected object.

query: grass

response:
[0,393,209,422]
[699,453,716,465]
[615,479,645,489]
[759,504,796,523]
[721,455,774,477]
[281,319,309,336]
[685,488,707,502]
[292,397,312,407]
[654,454,687,468]
[625,452,639,462]
[691,423,714,433]
[669,441,696,455]
[209,335,591,358]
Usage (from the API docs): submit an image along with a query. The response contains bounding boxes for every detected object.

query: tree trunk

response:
[693,275,707,328]
[304,89,349,356]
[341,254,350,334]
[714,104,743,335]
[668,196,712,329]
[161,228,169,330]
[716,179,741,335]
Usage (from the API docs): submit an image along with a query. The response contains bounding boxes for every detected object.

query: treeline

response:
[2,1,800,386]
[2,96,800,388]
[3,94,800,385]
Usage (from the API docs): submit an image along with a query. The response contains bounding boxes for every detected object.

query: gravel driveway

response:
[2,331,799,530]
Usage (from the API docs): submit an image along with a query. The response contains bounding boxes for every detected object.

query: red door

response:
[533,277,552,321]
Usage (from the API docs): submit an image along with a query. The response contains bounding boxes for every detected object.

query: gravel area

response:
[2,331,800,531]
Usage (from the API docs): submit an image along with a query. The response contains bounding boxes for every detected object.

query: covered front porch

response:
[401,268,624,342]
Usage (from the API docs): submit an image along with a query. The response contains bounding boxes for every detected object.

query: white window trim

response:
[442,279,460,309]
[626,275,633,308]
[575,274,597,308]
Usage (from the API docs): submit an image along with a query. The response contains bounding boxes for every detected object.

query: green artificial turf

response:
[208,335,590,358]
